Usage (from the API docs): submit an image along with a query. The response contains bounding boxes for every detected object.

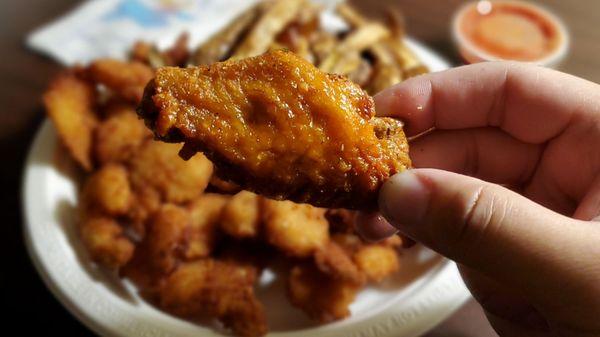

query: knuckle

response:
[453,184,508,249]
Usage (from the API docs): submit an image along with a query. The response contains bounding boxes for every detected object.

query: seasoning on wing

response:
[138,50,411,210]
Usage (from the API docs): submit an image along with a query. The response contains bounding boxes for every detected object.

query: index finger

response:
[375,62,600,143]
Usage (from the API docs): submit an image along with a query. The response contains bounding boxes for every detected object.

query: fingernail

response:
[379,170,431,228]
[355,212,398,242]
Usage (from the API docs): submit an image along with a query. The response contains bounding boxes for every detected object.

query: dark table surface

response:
[3,0,598,336]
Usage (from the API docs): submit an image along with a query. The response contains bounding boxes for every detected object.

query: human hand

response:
[357,62,600,337]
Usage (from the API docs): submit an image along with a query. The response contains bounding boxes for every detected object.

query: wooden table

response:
[3,0,598,336]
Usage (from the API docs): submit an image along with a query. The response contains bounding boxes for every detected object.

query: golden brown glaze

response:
[139,49,410,209]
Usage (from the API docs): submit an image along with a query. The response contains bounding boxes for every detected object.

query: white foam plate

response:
[22,9,469,337]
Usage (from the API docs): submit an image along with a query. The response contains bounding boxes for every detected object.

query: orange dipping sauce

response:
[454,1,568,65]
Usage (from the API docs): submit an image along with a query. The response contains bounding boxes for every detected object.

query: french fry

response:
[191,4,262,65]
[383,7,429,78]
[319,23,389,73]
[347,60,373,87]
[367,63,402,94]
[386,8,407,38]
[388,40,429,78]
[336,3,367,27]
[232,0,306,58]
[311,31,338,65]
[326,51,362,76]
[336,4,402,93]
[131,41,167,68]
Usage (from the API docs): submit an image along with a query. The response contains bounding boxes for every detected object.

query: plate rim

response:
[22,37,470,337]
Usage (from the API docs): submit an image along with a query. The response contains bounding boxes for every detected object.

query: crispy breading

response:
[44,71,97,171]
[331,233,364,254]
[287,263,360,322]
[314,241,365,285]
[81,163,132,216]
[139,50,411,209]
[325,208,357,234]
[184,193,229,259]
[94,108,150,164]
[262,199,328,257]
[79,217,134,269]
[129,139,213,203]
[220,191,261,239]
[126,184,161,237]
[353,244,400,282]
[87,59,154,103]
[158,260,267,337]
[209,174,241,193]
[123,204,189,288]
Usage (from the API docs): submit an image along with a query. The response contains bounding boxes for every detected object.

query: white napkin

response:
[27,0,340,66]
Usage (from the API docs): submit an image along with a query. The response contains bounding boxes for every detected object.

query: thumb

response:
[379,169,600,316]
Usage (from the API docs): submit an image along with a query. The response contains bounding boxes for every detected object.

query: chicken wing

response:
[138,50,410,209]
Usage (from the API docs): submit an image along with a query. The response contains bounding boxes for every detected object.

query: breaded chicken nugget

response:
[262,199,328,257]
[129,139,213,203]
[94,108,150,164]
[126,185,161,237]
[220,191,261,239]
[87,59,154,103]
[353,244,400,282]
[44,71,97,171]
[185,193,229,259]
[158,260,267,337]
[123,204,189,288]
[314,241,365,285]
[79,217,134,269]
[81,163,132,216]
[287,263,360,322]
[138,50,411,209]
[325,208,357,234]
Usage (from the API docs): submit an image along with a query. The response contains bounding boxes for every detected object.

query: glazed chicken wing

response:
[138,50,410,210]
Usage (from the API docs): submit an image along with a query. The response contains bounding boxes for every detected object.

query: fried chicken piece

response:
[287,263,360,323]
[139,50,410,210]
[209,174,241,194]
[262,198,328,257]
[129,139,213,203]
[79,217,134,269]
[94,108,150,164]
[216,240,272,274]
[126,184,161,237]
[353,244,400,283]
[87,59,154,103]
[314,241,365,285]
[220,191,261,239]
[331,233,401,282]
[325,208,357,234]
[44,71,97,171]
[158,260,267,337]
[184,193,229,259]
[81,163,132,216]
[123,204,189,288]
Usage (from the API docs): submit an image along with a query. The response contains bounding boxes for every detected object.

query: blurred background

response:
[350,0,599,82]
[1,1,598,336]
